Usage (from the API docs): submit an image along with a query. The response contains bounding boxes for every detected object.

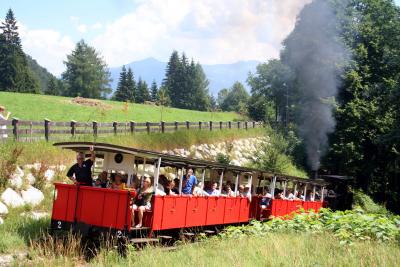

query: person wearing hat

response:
[66,146,95,186]
[132,174,154,228]
[0,105,11,139]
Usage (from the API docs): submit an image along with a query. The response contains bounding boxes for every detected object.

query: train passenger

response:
[66,146,95,186]
[305,190,314,201]
[286,190,295,200]
[192,182,209,196]
[206,182,220,196]
[222,185,235,197]
[164,180,177,195]
[110,173,126,190]
[243,185,251,198]
[274,189,285,199]
[94,171,109,188]
[132,176,154,228]
[173,178,180,194]
[182,168,197,195]
[260,191,272,208]
[237,185,245,197]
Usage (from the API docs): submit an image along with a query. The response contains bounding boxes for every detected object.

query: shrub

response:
[0,146,23,188]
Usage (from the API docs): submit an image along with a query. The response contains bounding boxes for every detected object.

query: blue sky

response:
[1,0,399,75]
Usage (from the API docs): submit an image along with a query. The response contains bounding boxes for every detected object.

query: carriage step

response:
[158,235,173,239]
[159,246,178,252]
[130,226,150,231]
[130,238,159,244]
[203,230,215,234]
[183,232,195,236]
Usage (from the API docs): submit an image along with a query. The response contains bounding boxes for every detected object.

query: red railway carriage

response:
[51,142,327,239]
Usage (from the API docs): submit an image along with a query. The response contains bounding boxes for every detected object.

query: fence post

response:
[161,121,165,133]
[174,121,178,131]
[237,121,240,129]
[199,121,202,130]
[228,121,231,129]
[93,121,98,138]
[44,119,51,141]
[70,120,76,137]
[113,121,117,135]
[209,121,213,131]
[219,121,223,130]
[253,121,256,128]
[146,122,151,134]
[186,121,190,130]
[130,121,135,134]
[12,118,19,141]
[245,121,248,130]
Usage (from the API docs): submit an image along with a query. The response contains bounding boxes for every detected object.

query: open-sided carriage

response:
[50,142,328,242]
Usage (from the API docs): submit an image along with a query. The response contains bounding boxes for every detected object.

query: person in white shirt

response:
[0,106,11,139]
[206,182,220,196]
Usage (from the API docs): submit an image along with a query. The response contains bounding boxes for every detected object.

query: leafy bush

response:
[220,209,400,245]
[353,189,388,214]
[216,153,230,165]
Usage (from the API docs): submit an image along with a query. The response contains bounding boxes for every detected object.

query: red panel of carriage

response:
[223,197,241,224]
[52,183,78,223]
[185,196,208,227]
[206,197,226,225]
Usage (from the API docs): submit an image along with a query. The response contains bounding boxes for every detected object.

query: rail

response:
[0,119,264,142]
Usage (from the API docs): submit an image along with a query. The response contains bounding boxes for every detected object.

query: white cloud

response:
[77,24,88,33]
[91,22,103,30]
[19,24,75,76]
[92,0,312,67]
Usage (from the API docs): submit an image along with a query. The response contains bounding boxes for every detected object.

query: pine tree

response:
[163,51,183,107]
[62,40,111,99]
[126,67,136,102]
[150,80,158,102]
[113,66,128,101]
[45,77,59,95]
[0,9,21,47]
[136,77,150,103]
[0,9,39,93]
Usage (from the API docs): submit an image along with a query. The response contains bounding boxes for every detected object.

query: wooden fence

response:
[0,118,264,142]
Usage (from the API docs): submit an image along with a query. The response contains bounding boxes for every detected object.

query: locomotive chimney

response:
[311,170,318,180]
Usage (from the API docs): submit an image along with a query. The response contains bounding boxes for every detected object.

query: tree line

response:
[246,0,400,213]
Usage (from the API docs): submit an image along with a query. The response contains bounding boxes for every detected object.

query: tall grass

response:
[11,233,400,266]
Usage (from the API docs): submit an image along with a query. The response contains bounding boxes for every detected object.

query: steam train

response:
[50,142,349,243]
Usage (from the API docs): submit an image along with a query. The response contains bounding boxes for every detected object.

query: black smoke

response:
[282,0,349,170]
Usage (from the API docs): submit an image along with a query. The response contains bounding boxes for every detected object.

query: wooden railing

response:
[0,119,264,142]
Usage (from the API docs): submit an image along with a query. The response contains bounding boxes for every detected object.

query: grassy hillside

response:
[0,92,243,122]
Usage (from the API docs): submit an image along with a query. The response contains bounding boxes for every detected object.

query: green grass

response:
[0,92,243,122]
[1,128,266,166]
[11,233,400,266]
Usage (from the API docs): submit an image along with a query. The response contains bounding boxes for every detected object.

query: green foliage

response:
[218,81,249,113]
[114,66,136,103]
[150,80,158,102]
[221,209,400,245]
[45,77,59,96]
[62,39,111,99]
[163,51,211,111]
[247,59,293,123]
[251,125,306,177]
[26,55,57,94]
[216,153,230,165]
[0,145,23,188]
[136,77,150,103]
[0,9,40,93]
[353,190,388,214]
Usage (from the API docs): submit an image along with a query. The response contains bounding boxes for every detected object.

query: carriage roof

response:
[54,141,328,186]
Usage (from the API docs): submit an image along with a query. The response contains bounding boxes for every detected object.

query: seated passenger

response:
[110,173,126,190]
[206,182,220,196]
[193,182,209,196]
[182,168,197,195]
[287,190,295,200]
[274,189,285,199]
[237,185,245,197]
[132,176,154,228]
[305,190,314,201]
[94,171,109,188]
[260,191,272,208]
[243,185,251,198]
[164,180,177,195]
[173,178,180,194]
[222,185,235,197]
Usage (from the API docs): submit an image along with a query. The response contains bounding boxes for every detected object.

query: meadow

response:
[0,92,243,122]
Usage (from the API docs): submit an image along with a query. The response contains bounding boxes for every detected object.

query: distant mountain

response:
[26,55,56,93]
[109,58,260,96]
